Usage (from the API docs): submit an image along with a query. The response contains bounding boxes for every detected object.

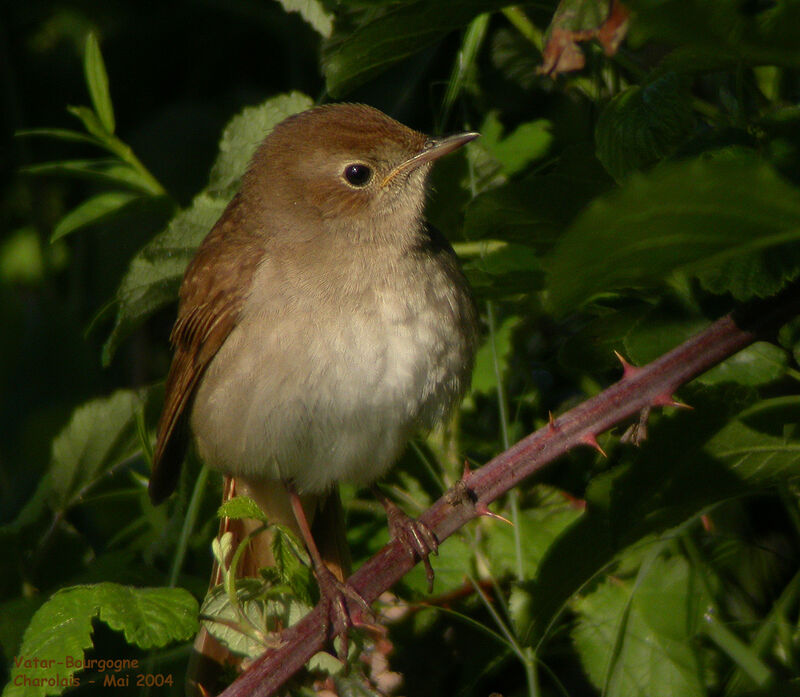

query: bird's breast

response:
[189,244,476,493]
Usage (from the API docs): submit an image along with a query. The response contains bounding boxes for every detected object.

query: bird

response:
[148,102,479,690]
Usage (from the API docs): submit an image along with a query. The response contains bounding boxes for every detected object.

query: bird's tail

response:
[186,476,351,696]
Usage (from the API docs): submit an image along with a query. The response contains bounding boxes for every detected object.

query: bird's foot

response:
[383,499,438,593]
[314,563,383,660]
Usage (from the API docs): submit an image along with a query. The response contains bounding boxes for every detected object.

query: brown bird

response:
[149,103,479,690]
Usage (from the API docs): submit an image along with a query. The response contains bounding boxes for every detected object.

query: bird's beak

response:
[381,131,480,187]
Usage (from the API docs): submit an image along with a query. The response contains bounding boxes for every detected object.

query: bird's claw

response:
[385,502,438,593]
[315,564,382,660]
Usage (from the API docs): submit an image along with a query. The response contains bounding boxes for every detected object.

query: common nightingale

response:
[149,103,479,682]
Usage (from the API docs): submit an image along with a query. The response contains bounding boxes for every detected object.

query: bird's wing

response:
[149,200,264,503]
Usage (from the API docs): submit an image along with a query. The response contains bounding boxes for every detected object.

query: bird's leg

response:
[285,482,378,657]
[372,485,438,593]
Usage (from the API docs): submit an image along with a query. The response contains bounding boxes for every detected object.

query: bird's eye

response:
[343,163,372,187]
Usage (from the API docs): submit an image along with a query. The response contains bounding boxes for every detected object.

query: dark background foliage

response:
[2,1,800,696]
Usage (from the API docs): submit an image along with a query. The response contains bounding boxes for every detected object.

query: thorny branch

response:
[220,280,800,697]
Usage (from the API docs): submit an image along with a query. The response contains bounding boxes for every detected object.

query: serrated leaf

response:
[51,191,140,242]
[271,527,314,605]
[83,34,115,133]
[323,0,513,97]
[103,92,313,362]
[218,495,270,523]
[275,0,333,37]
[4,584,196,697]
[526,388,800,647]
[546,157,800,314]
[48,389,144,512]
[595,73,695,180]
[201,580,308,659]
[209,92,313,196]
[573,557,705,697]
[94,584,197,648]
[102,192,227,364]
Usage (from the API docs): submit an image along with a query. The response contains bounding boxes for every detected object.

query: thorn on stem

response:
[580,433,607,458]
[652,393,693,409]
[475,503,513,526]
[548,411,557,432]
[614,350,641,379]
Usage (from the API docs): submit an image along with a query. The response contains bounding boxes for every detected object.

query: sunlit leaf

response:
[5,584,197,697]
[209,92,313,196]
[573,556,706,697]
[218,496,270,523]
[481,111,552,176]
[275,0,334,37]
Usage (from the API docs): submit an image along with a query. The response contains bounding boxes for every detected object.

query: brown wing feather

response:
[149,197,265,503]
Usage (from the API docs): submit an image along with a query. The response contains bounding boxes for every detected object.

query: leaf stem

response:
[168,464,209,587]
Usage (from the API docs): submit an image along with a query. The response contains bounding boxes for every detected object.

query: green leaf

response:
[485,488,582,580]
[275,0,333,37]
[200,579,309,659]
[626,0,800,69]
[323,0,513,97]
[95,584,198,648]
[595,73,695,180]
[620,309,790,387]
[0,227,45,284]
[21,159,159,194]
[15,128,104,147]
[271,526,315,605]
[48,389,145,512]
[4,584,197,697]
[209,92,313,196]
[695,342,788,386]
[83,33,115,133]
[50,191,140,242]
[463,143,612,249]
[546,157,800,315]
[463,243,544,299]
[218,495,270,523]
[67,105,109,141]
[470,315,520,397]
[481,112,552,176]
[102,192,227,364]
[103,92,313,363]
[573,556,706,697]
[527,387,800,647]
